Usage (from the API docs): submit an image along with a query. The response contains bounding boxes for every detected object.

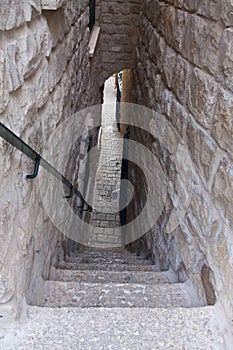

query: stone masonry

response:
[0,0,102,315]
[126,0,233,326]
[0,0,233,348]
[87,76,123,247]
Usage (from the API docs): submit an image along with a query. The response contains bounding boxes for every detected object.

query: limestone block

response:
[32,59,49,109]
[15,18,52,80]
[146,62,158,89]
[47,43,68,91]
[162,89,174,118]
[157,36,166,73]
[212,156,233,224]
[180,216,206,272]
[189,182,221,244]
[168,239,185,274]
[63,0,81,28]
[212,223,233,285]
[6,43,24,92]
[41,0,64,10]
[150,74,166,108]
[43,6,67,48]
[101,2,121,14]
[52,71,72,120]
[213,87,233,154]
[183,0,197,11]
[162,7,188,52]
[0,0,42,31]
[145,0,164,28]
[7,80,37,126]
[202,22,222,75]
[183,15,222,74]
[197,0,221,21]
[0,50,9,113]
[161,46,176,89]
[148,31,160,63]
[173,224,203,274]
[171,55,190,104]
[187,117,218,184]
[188,68,217,129]
[219,28,233,92]
[173,0,198,11]
[221,0,233,26]
[170,98,188,140]
[0,0,28,30]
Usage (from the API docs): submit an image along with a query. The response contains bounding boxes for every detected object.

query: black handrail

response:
[0,122,92,211]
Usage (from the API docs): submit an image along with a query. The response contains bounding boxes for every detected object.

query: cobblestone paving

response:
[86,76,124,248]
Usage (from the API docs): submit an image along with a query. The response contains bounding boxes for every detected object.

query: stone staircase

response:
[35,247,194,309]
[1,247,232,349]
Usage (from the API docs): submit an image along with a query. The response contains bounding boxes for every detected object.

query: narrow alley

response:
[0,0,233,349]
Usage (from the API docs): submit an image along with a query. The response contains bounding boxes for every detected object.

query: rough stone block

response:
[221,0,233,26]
[162,89,174,118]
[213,87,233,154]
[213,156,233,224]
[6,43,24,92]
[43,6,67,48]
[0,0,28,30]
[219,28,233,92]
[145,0,164,29]
[183,15,222,74]
[183,0,197,11]
[173,0,198,11]
[171,55,190,104]
[0,50,9,113]
[197,0,221,21]
[162,7,188,52]
[189,182,220,244]
[188,68,218,129]
[170,98,188,140]
[187,117,218,184]
[20,18,52,79]
[34,59,49,108]
[47,43,68,91]
[41,0,64,10]
[161,46,176,89]
[93,227,104,234]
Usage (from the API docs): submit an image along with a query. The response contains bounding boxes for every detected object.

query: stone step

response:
[50,266,178,284]
[57,261,156,272]
[70,247,138,258]
[4,305,229,349]
[65,255,152,266]
[69,248,138,256]
[32,281,194,308]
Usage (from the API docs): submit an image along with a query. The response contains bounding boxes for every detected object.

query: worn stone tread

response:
[33,281,193,308]
[65,255,152,265]
[57,261,156,272]
[1,306,230,350]
[50,266,178,284]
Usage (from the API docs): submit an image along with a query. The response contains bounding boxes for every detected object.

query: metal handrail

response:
[0,122,92,211]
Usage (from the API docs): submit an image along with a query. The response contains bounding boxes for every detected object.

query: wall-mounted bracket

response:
[26,155,41,179]
[64,186,73,199]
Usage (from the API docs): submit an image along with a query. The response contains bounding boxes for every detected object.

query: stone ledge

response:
[88,26,100,58]
[41,0,64,10]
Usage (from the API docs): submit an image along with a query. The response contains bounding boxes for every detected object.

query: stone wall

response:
[97,0,142,86]
[127,0,233,321]
[0,0,102,316]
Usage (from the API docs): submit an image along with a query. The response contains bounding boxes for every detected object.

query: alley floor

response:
[86,76,124,248]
